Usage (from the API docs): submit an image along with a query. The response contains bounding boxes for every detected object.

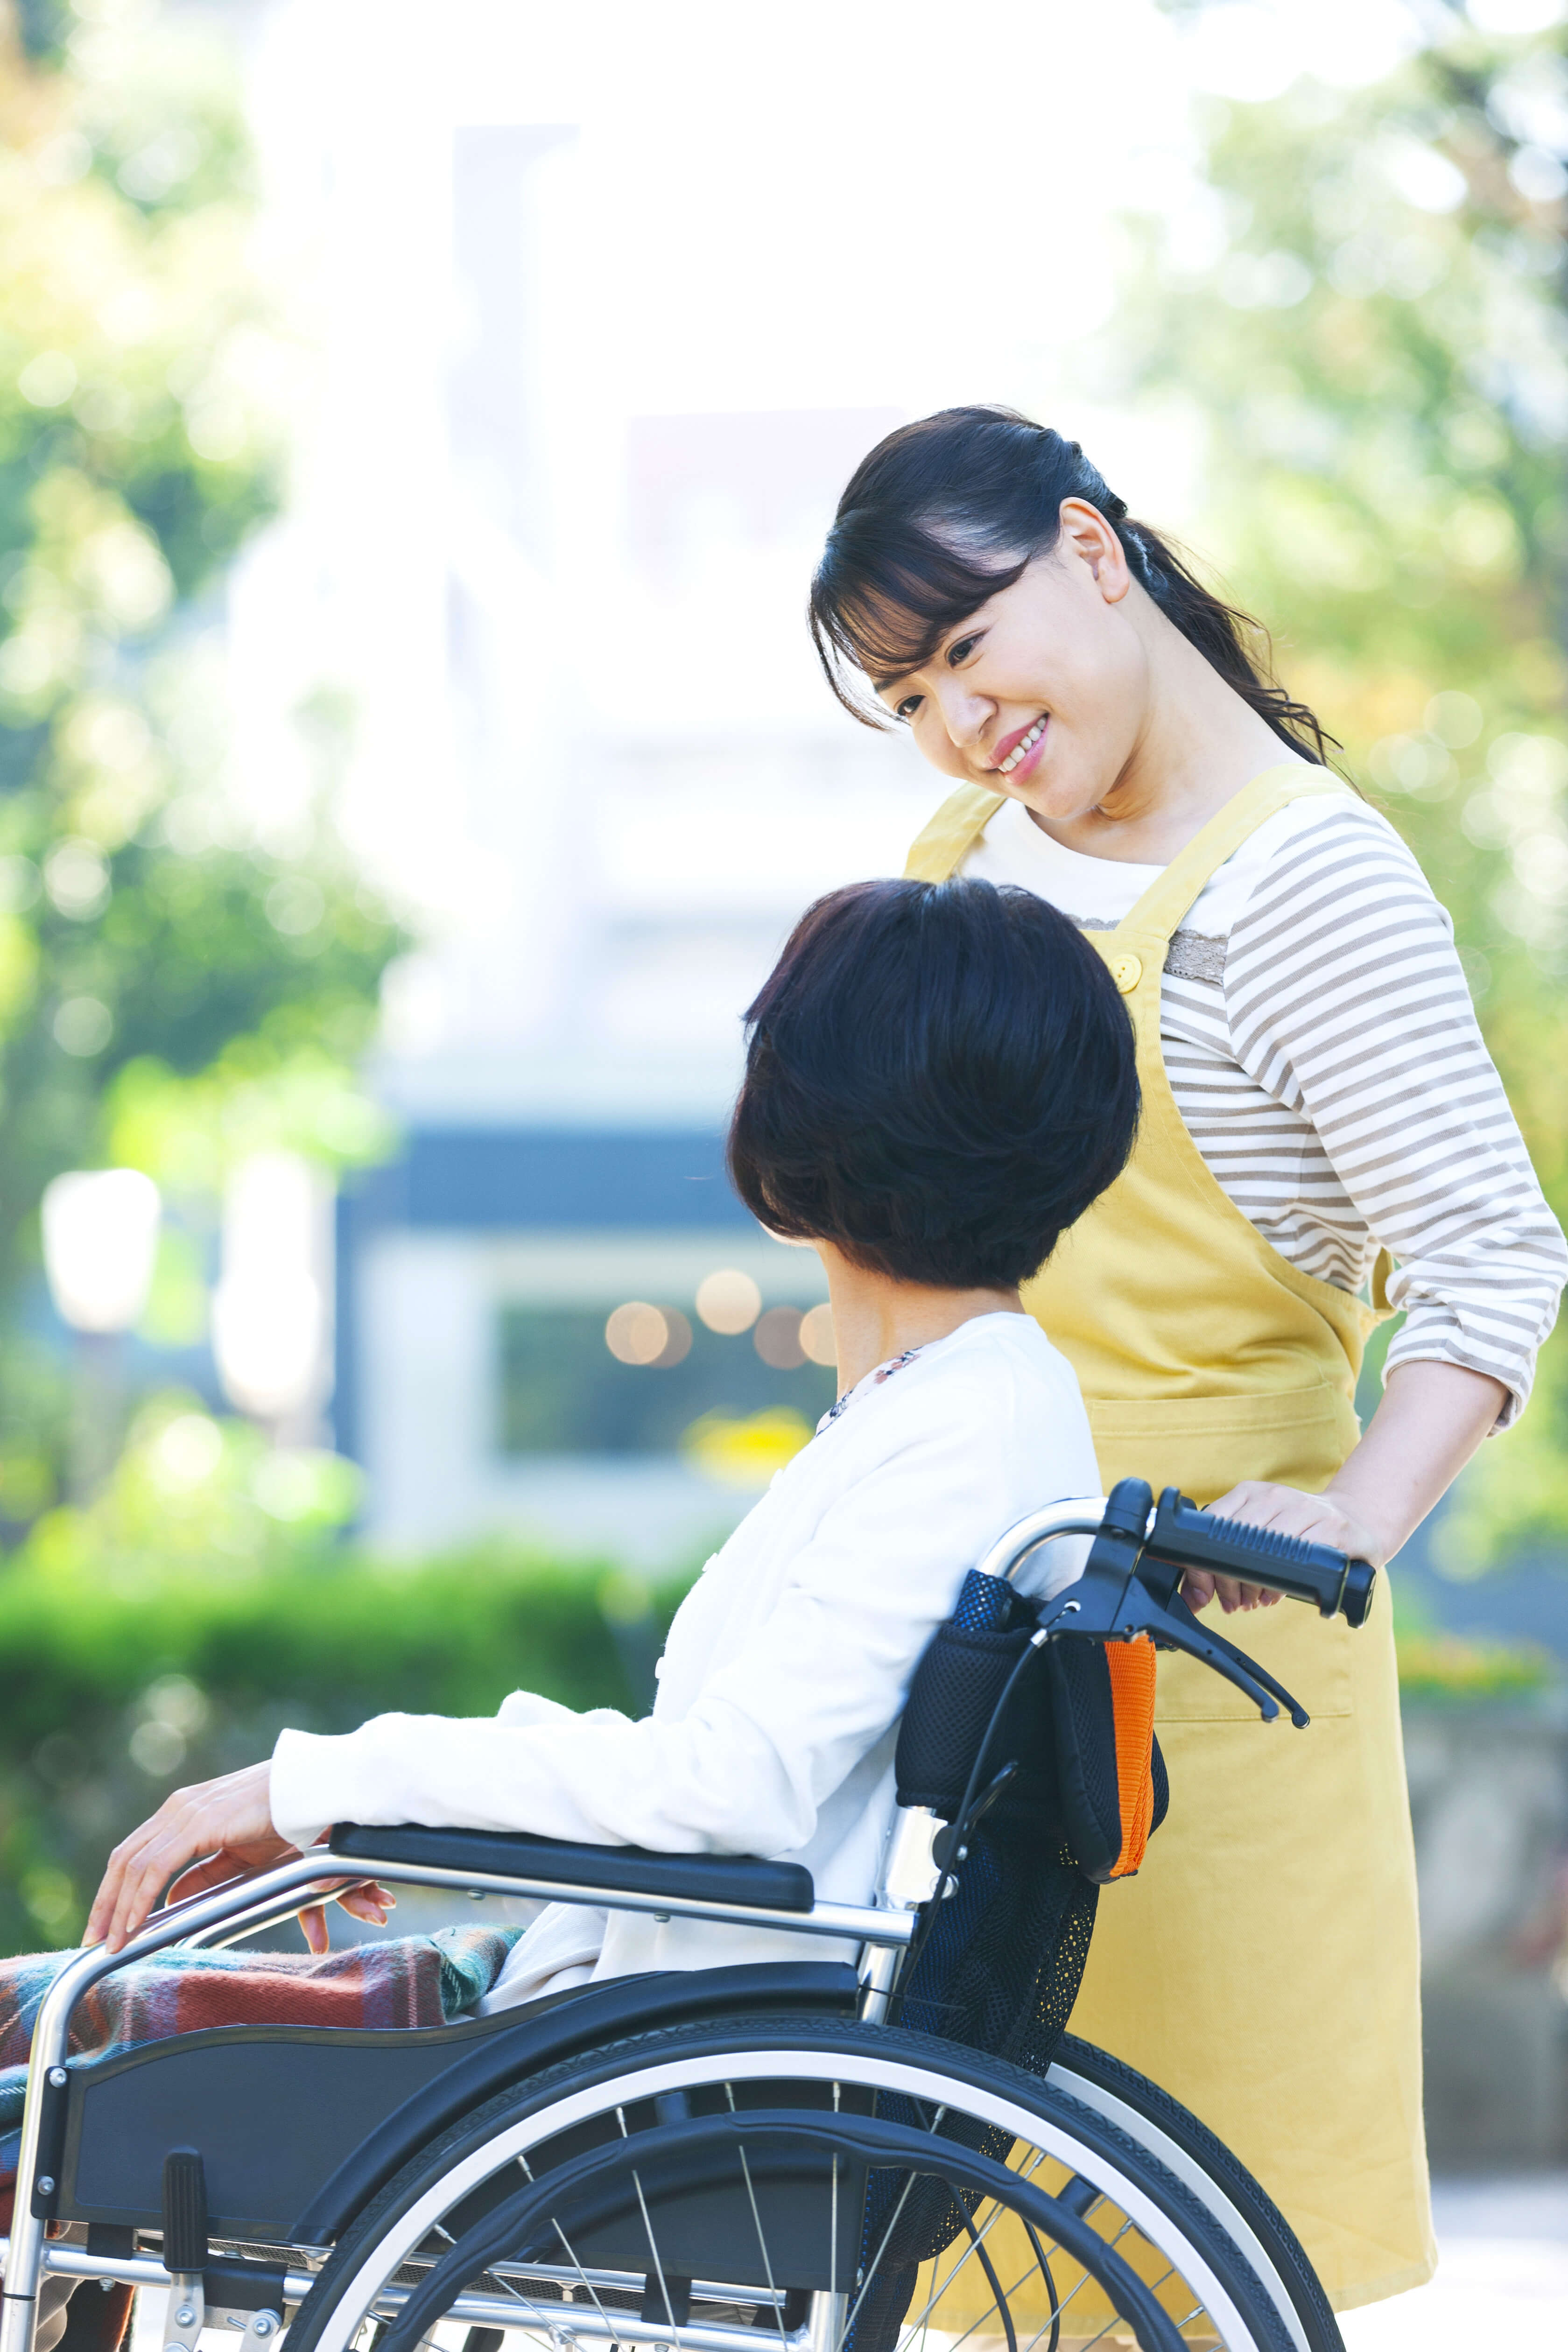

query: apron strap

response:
[1115,764,1353,945]
[904,784,1005,882]
[904,768,1356,934]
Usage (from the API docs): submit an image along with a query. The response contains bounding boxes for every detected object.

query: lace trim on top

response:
[1074,916,1227,984]
[819,1346,925,1429]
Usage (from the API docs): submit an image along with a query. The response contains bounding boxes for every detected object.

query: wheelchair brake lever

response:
[1147,1589,1311,1729]
[1030,1475,1311,1726]
[1037,1566,1309,1727]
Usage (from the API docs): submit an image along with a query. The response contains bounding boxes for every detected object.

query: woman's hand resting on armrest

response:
[85,1761,394,1956]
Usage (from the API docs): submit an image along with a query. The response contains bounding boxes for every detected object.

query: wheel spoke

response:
[833,2100,962,2352]
[1075,2319,1121,2352]
[735,2144,789,2348]
[545,2221,626,2347]
[891,2148,1053,2352]
[630,2169,682,2338]
[836,2168,921,2348]
[1019,2248,1107,2352]
[956,2210,1017,2352]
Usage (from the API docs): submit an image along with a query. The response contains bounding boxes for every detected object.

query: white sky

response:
[230,0,1211,897]
[237,0,1446,417]
[211,0,1501,1090]
[248,0,1179,421]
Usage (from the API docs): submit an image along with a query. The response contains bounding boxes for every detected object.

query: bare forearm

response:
[1324,1358,1507,1566]
[1195,1357,1509,1611]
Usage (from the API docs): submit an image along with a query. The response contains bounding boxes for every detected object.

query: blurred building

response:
[225,93,932,1559]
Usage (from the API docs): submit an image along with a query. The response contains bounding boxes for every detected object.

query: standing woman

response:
[809,408,1567,2313]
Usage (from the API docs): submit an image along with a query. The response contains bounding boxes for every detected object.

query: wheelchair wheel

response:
[286,2013,1297,2352]
[1048,2041,1342,2352]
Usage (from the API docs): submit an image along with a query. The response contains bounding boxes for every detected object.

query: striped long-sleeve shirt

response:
[966,789,1566,1427]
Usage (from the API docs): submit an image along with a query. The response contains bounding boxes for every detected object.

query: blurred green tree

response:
[1122,3,1568,1565]
[0,1,403,1521]
[0,1388,675,1950]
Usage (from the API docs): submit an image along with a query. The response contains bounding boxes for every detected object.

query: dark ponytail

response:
[809,406,1338,768]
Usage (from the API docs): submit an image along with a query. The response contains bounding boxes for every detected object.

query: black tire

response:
[286,2012,1299,2352]
[1050,2036,1343,2352]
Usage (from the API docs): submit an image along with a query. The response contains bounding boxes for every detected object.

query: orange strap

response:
[1104,1637,1158,1877]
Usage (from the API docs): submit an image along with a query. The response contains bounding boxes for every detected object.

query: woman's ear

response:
[1057,498,1133,605]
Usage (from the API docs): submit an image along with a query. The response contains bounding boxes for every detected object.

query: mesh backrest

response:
[849,1570,1166,2352]
[851,1832,1098,2352]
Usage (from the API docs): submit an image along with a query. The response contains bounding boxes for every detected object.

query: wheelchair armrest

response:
[329,1824,817,1913]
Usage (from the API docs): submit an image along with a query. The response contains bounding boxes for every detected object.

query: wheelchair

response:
[0,1480,1378,2352]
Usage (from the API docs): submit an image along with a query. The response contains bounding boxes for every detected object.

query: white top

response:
[967,791,1566,1425]
[270,1312,1100,2011]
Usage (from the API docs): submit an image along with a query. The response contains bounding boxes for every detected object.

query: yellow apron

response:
[907,766,1435,2311]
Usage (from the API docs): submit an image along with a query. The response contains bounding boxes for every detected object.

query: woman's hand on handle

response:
[1183,1362,1511,1614]
[1185,1483,1383,1614]
[85,1760,393,1955]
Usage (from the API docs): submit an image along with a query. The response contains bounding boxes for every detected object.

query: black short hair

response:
[727,876,1139,1290]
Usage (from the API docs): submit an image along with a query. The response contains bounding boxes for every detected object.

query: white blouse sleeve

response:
[1223,805,1566,1425]
[269,1399,1042,1856]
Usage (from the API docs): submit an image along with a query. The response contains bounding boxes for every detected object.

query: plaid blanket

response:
[0,1925,522,2182]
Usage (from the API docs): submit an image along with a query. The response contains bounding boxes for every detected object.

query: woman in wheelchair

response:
[84,875,1132,1984]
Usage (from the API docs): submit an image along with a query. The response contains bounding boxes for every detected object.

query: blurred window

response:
[496,1306,834,1456]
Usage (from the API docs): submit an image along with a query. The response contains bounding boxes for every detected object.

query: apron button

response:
[1111,953,1143,994]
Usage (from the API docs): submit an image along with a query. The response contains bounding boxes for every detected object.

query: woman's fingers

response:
[337,1884,393,1924]
[86,1804,183,1945]
[1206,1479,1371,1552]
[104,1832,187,1952]
[1181,1567,1218,1612]
[298,1903,331,1955]
[110,1817,231,1951]
[161,1853,254,1910]
[294,1882,394,1955]
[88,1769,390,1959]
[1180,1564,1283,1614]
[1205,1481,1293,1528]
[1188,1481,1370,1608]
[88,1762,286,1951]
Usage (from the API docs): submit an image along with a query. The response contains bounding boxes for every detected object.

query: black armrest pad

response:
[330,1824,816,1913]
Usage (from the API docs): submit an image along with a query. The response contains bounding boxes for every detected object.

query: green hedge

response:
[0,1542,689,1958]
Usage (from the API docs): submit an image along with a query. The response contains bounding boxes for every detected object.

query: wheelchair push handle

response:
[1143,1486,1377,1627]
[1011,1480,1379,1725]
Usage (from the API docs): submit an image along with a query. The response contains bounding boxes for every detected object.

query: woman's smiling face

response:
[873,500,1153,822]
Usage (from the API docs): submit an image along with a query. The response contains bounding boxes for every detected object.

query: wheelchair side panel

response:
[56,1961,861,2244]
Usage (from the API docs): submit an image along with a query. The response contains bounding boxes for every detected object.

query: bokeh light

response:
[754,1304,806,1369]
[604,1301,667,1365]
[682,1406,814,1485]
[605,1301,693,1368]
[695,1267,762,1334]
[654,1308,693,1368]
[43,838,110,920]
[799,1302,836,1368]
[150,1413,225,1491]
[1425,691,1484,748]
[41,1169,161,1334]
[211,1153,330,1424]
[53,997,113,1058]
